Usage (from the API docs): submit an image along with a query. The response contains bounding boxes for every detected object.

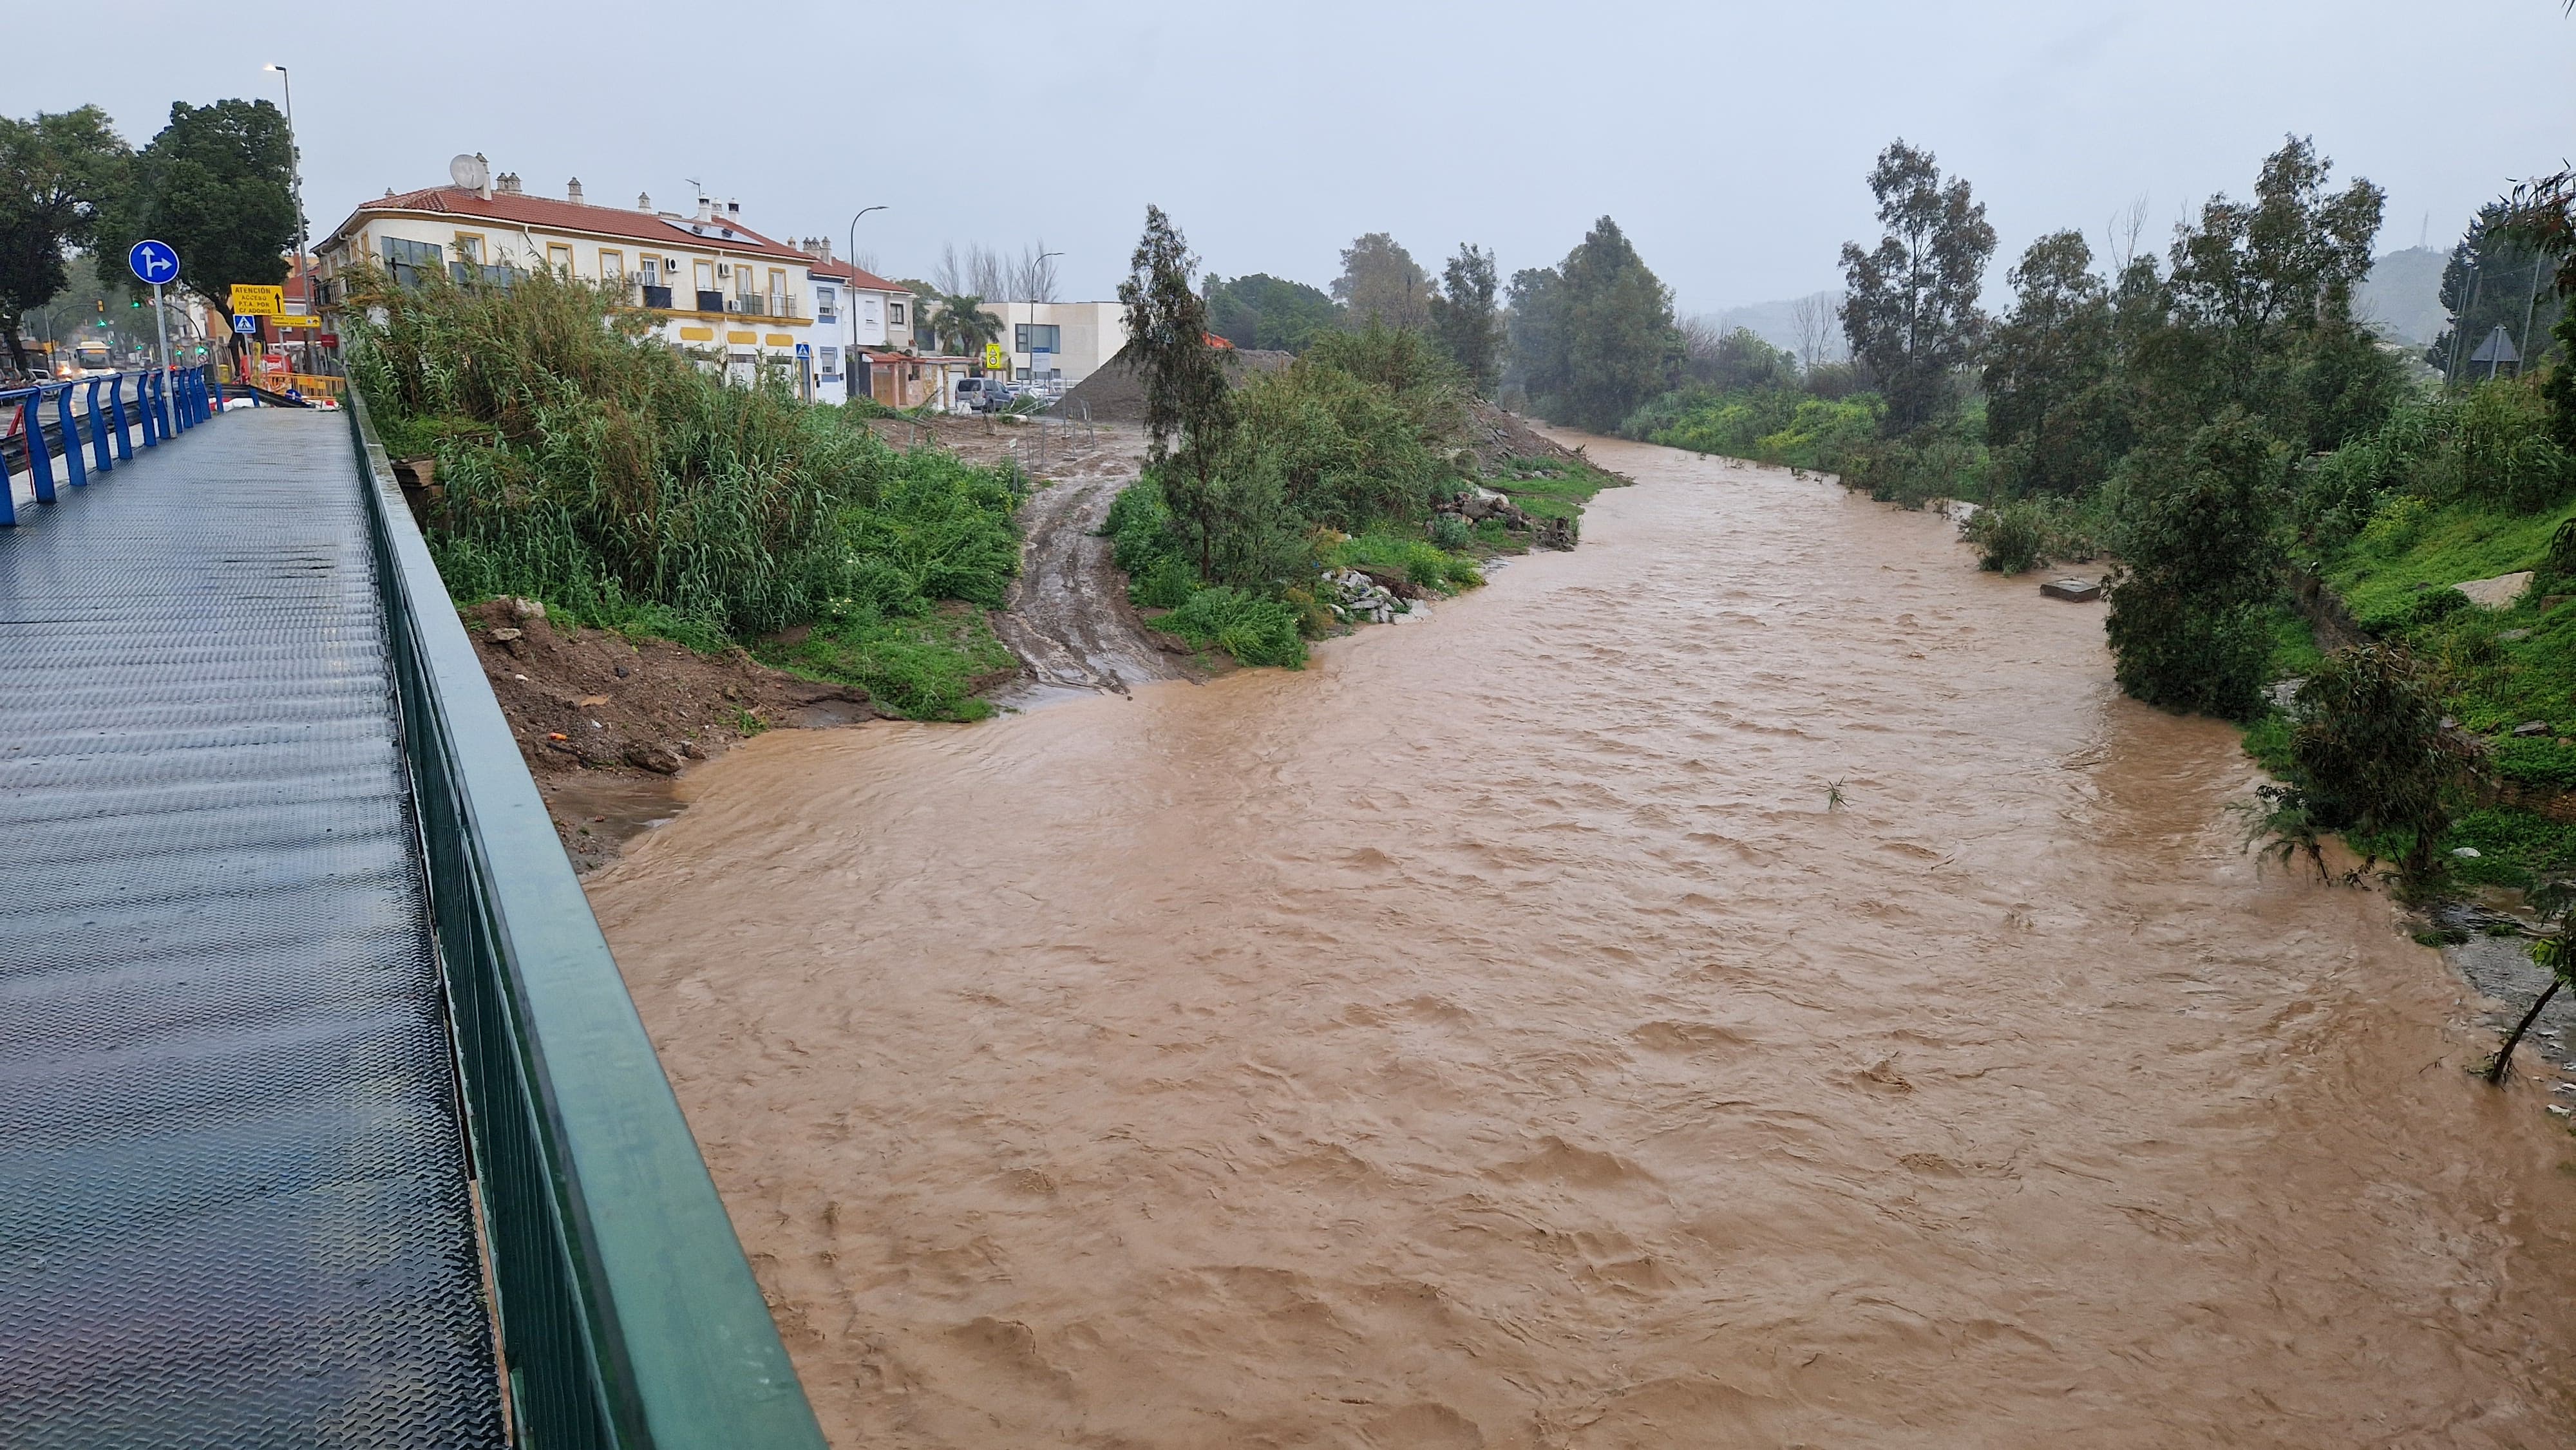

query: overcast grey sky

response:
[21,1,2576,311]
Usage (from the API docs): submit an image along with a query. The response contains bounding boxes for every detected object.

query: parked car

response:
[951,376,1010,415]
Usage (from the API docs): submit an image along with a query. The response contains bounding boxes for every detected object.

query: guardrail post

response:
[109,375,133,460]
[28,388,59,504]
[175,369,193,431]
[82,378,113,475]
[139,371,161,446]
[53,386,86,489]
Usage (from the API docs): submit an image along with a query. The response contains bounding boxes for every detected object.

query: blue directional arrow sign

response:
[128,239,180,286]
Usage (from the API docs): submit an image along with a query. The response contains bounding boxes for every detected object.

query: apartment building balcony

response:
[628,284,802,320]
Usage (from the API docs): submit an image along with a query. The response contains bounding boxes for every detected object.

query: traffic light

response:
[95,299,108,328]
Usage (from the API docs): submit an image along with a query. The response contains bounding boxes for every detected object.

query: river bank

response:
[586,436,2576,1447]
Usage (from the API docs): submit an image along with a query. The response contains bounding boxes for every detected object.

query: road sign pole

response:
[152,282,175,435]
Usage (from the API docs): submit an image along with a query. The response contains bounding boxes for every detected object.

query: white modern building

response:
[315,167,835,391]
[976,300,1127,386]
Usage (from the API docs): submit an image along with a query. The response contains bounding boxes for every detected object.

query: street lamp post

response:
[846,205,886,403]
[1025,249,1061,388]
[263,64,312,374]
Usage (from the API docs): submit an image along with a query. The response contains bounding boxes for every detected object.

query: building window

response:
[547,242,574,275]
[600,249,624,282]
[820,346,838,373]
[381,236,442,288]
[887,301,905,327]
[1014,323,1061,353]
[455,234,484,264]
[862,297,880,326]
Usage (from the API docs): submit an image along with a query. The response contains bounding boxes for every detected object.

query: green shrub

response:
[2495,735,2576,789]
[1159,587,1307,668]
[348,261,1019,645]
[1963,500,2045,573]
[2285,642,2477,885]
[1328,532,1482,593]
[764,608,1016,722]
[1428,513,1471,549]
[1629,386,1884,475]
[2104,415,2283,720]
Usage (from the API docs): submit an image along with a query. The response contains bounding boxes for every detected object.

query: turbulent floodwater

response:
[588,438,2576,1448]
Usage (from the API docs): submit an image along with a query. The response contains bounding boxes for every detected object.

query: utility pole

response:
[264,64,312,367]
[847,205,886,403]
[1025,250,1061,386]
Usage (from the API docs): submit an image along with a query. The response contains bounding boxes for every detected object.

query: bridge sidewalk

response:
[0,409,506,1446]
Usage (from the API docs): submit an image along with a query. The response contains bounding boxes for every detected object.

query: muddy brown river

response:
[587,437,2576,1447]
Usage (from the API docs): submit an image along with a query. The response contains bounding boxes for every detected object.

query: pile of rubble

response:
[1435,484,1577,551]
[1319,567,1427,626]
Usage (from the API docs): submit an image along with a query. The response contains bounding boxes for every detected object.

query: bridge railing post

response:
[82,378,112,476]
[109,374,133,460]
[52,386,85,490]
[26,386,59,504]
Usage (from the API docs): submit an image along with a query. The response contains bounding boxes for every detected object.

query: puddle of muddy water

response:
[585,438,2576,1449]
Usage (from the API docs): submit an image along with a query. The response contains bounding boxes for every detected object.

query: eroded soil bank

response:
[585,437,2576,1448]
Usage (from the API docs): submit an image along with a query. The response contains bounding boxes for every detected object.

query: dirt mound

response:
[1058,343,1294,424]
[464,598,873,871]
[1463,398,1586,471]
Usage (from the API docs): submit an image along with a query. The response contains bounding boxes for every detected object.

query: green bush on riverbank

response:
[343,263,1022,720]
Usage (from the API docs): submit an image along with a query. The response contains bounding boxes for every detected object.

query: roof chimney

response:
[638,191,652,211]
[726,198,740,216]
[566,176,583,204]
[475,153,491,200]
[496,171,522,196]
[697,195,714,222]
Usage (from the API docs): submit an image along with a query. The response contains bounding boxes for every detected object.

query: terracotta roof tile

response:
[322,187,815,263]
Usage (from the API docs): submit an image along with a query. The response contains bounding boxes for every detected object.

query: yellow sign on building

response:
[229,285,284,316]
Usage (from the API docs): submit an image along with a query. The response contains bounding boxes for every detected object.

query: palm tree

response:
[935,292,1002,359]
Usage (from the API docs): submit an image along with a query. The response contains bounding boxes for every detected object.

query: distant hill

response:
[1700,290,1847,364]
[1704,252,2448,361]
[2357,247,2448,345]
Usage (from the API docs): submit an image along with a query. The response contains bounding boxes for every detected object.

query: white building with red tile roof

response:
[789,241,916,404]
[315,169,835,392]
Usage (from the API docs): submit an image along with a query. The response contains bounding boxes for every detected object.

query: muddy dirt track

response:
[987,422,1190,697]
[585,436,2576,1449]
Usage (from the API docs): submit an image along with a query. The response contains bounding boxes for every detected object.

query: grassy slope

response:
[1487,455,1623,523]
[2276,498,2576,887]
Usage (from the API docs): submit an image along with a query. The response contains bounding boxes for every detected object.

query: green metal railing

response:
[345,392,828,1449]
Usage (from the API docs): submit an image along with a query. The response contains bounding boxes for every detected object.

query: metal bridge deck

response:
[0,410,506,1447]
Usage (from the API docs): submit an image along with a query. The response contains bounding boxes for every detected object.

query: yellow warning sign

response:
[229,285,285,316]
[983,342,1007,369]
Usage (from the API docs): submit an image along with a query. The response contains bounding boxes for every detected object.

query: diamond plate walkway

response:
[0,409,506,1447]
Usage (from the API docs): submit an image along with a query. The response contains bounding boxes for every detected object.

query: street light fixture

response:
[846,205,887,275]
[1024,250,1062,387]
[263,63,312,373]
[844,207,887,402]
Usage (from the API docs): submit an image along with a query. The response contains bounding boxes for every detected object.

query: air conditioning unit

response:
[715,263,730,278]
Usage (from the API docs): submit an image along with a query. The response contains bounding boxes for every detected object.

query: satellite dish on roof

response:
[449,154,489,191]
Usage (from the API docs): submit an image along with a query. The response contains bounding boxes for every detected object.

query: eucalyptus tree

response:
[1839,140,1995,435]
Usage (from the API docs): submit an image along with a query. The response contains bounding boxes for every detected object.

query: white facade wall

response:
[976,301,1127,384]
[321,202,822,386]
